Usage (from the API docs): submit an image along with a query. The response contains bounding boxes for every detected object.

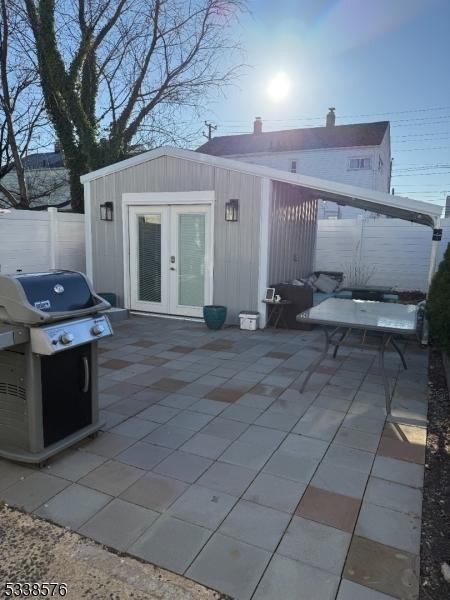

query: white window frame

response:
[348,157,372,170]
[290,159,297,173]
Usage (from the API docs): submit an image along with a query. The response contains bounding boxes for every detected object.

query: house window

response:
[290,160,297,173]
[348,157,372,170]
[378,156,384,171]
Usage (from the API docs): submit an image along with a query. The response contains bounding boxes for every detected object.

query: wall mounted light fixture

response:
[225,199,239,222]
[100,201,114,221]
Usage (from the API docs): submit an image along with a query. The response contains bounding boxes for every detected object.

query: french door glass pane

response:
[138,215,161,302]
[178,213,205,307]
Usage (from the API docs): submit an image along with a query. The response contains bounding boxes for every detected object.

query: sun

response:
[266,72,291,102]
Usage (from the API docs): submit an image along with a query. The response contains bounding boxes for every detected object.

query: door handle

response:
[82,356,90,393]
[170,267,176,271]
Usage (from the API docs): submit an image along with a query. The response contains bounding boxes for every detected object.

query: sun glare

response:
[266,72,291,102]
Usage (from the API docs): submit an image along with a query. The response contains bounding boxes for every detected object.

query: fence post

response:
[48,207,58,269]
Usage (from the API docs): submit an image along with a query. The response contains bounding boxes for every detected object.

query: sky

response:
[197,0,450,210]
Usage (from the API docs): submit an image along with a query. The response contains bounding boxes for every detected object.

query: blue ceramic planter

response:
[203,305,227,330]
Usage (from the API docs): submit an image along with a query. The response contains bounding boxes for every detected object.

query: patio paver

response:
[168,484,236,529]
[117,441,172,470]
[129,514,211,574]
[0,315,429,600]
[79,459,144,496]
[35,483,111,529]
[2,472,69,512]
[253,554,339,600]
[337,580,397,599]
[79,498,158,551]
[355,500,421,554]
[219,499,291,551]
[153,450,212,483]
[243,472,307,513]
[278,515,351,575]
[343,535,419,599]
[120,471,188,511]
[186,533,272,600]
[197,461,257,496]
[295,485,361,533]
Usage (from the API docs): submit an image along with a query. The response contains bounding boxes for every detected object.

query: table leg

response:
[279,308,289,329]
[379,333,392,415]
[390,337,407,370]
[273,306,282,328]
[332,328,347,359]
[300,327,330,393]
[265,306,275,328]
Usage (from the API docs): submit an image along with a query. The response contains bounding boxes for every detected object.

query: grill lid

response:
[0,270,110,325]
[15,271,94,313]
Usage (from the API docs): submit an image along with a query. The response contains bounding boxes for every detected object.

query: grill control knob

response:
[91,324,105,336]
[59,332,74,345]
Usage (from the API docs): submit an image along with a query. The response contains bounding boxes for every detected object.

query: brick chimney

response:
[253,116,262,134]
[326,107,336,127]
[445,195,450,218]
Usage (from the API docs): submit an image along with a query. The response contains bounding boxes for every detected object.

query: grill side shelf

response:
[0,325,29,350]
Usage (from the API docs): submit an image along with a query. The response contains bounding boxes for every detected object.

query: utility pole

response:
[203,121,217,140]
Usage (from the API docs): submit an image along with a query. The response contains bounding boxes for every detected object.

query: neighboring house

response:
[197,109,391,219]
[0,144,70,209]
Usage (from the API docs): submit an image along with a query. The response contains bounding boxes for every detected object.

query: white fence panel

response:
[315,220,362,274]
[55,212,86,272]
[0,209,85,275]
[316,217,450,292]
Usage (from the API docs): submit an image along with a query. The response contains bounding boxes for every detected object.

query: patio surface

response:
[0,315,428,600]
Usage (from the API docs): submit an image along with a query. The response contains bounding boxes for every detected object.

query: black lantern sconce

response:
[225,199,239,222]
[100,201,114,221]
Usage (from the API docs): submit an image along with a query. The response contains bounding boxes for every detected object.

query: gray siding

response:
[88,155,261,322]
[213,169,261,320]
[268,181,318,284]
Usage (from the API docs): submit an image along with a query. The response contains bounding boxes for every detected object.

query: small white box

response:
[239,311,260,331]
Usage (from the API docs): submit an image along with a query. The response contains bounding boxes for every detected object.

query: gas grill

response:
[0,270,113,463]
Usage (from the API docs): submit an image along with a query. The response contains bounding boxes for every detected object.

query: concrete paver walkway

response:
[0,504,217,600]
[0,316,428,599]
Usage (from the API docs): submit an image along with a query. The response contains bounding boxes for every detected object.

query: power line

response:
[219,117,450,132]
[393,171,450,177]
[394,146,450,152]
[217,105,450,124]
[393,132,450,139]
[393,136,450,144]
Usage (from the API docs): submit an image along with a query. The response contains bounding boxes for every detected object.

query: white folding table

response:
[297,298,419,414]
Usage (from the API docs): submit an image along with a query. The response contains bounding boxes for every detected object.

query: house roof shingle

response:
[196,121,389,156]
[23,151,64,170]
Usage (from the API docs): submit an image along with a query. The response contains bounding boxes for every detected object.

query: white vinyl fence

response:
[315,217,450,292]
[0,208,85,275]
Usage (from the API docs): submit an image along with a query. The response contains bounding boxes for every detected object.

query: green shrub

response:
[427,243,450,353]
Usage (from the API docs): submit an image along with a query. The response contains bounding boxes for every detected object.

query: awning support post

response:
[422,218,442,345]
[427,219,442,291]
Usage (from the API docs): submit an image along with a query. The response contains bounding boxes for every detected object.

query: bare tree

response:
[0,0,68,209]
[24,0,246,212]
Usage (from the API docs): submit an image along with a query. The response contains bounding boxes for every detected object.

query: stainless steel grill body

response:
[0,271,113,463]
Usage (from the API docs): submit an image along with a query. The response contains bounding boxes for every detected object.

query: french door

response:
[129,204,211,317]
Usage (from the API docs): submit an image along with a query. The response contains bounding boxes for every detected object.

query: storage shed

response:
[81,147,441,327]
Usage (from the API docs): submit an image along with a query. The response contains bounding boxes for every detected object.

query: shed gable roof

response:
[80,146,440,226]
[196,121,389,156]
